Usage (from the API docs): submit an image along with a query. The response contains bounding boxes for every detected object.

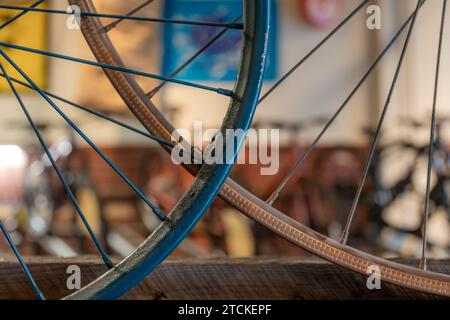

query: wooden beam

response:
[0,256,449,300]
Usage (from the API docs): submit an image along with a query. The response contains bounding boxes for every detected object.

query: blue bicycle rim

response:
[65,0,271,300]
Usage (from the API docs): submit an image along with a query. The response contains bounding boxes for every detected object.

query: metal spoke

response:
[147,14,243,98]
[0,48,168,223]
[0,71,175,148]
[340,0,423,245]
[258,0,370,105]
[0,4,243,29]
[266,2,425,206]
[0,61,113,269]
[0,41,234,97]
[102,0,156,33]
[420,0,447,271]
[0,0,45,30]
[0,220,45,300]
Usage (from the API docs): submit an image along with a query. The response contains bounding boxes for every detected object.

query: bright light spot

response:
[0,145,27,169]
[58,140,73,156]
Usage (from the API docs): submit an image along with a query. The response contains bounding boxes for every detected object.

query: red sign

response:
[299,0,343,28]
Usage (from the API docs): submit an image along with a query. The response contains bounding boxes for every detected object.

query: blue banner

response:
[162,0,277,81]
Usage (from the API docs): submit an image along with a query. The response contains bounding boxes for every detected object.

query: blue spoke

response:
[0,220,45,300]
[103,0,156,32]
[0,60,113,269]
[0,4,243,29]
[0,0,45,30]
[0,49,167,223]
[0,41,235,97]
[147,14,243,98]
[0,71,175,148]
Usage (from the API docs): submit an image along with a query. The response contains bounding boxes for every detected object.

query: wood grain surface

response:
[0,256,449,300]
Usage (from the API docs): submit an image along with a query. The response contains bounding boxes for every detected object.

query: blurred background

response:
[0,0,449,261]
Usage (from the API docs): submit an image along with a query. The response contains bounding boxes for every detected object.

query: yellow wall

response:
[0,1,47,92]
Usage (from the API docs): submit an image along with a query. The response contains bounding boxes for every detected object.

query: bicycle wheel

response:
[84,0,450,296]
[0,0,270,299]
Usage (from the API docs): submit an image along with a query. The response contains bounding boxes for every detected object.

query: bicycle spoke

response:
[266,3,424,206]
[147,14,243,98]
[340,0,423,245]
[0,41,235,97]
[0,61,113,269]
[0,220,45,300]
[0,4,243,29]
[102,0,156,33]
[258,0,370,105]
[0,0,45,30]
[0,49,168,223]
[0,71,175,148]
[420,0,447,271]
